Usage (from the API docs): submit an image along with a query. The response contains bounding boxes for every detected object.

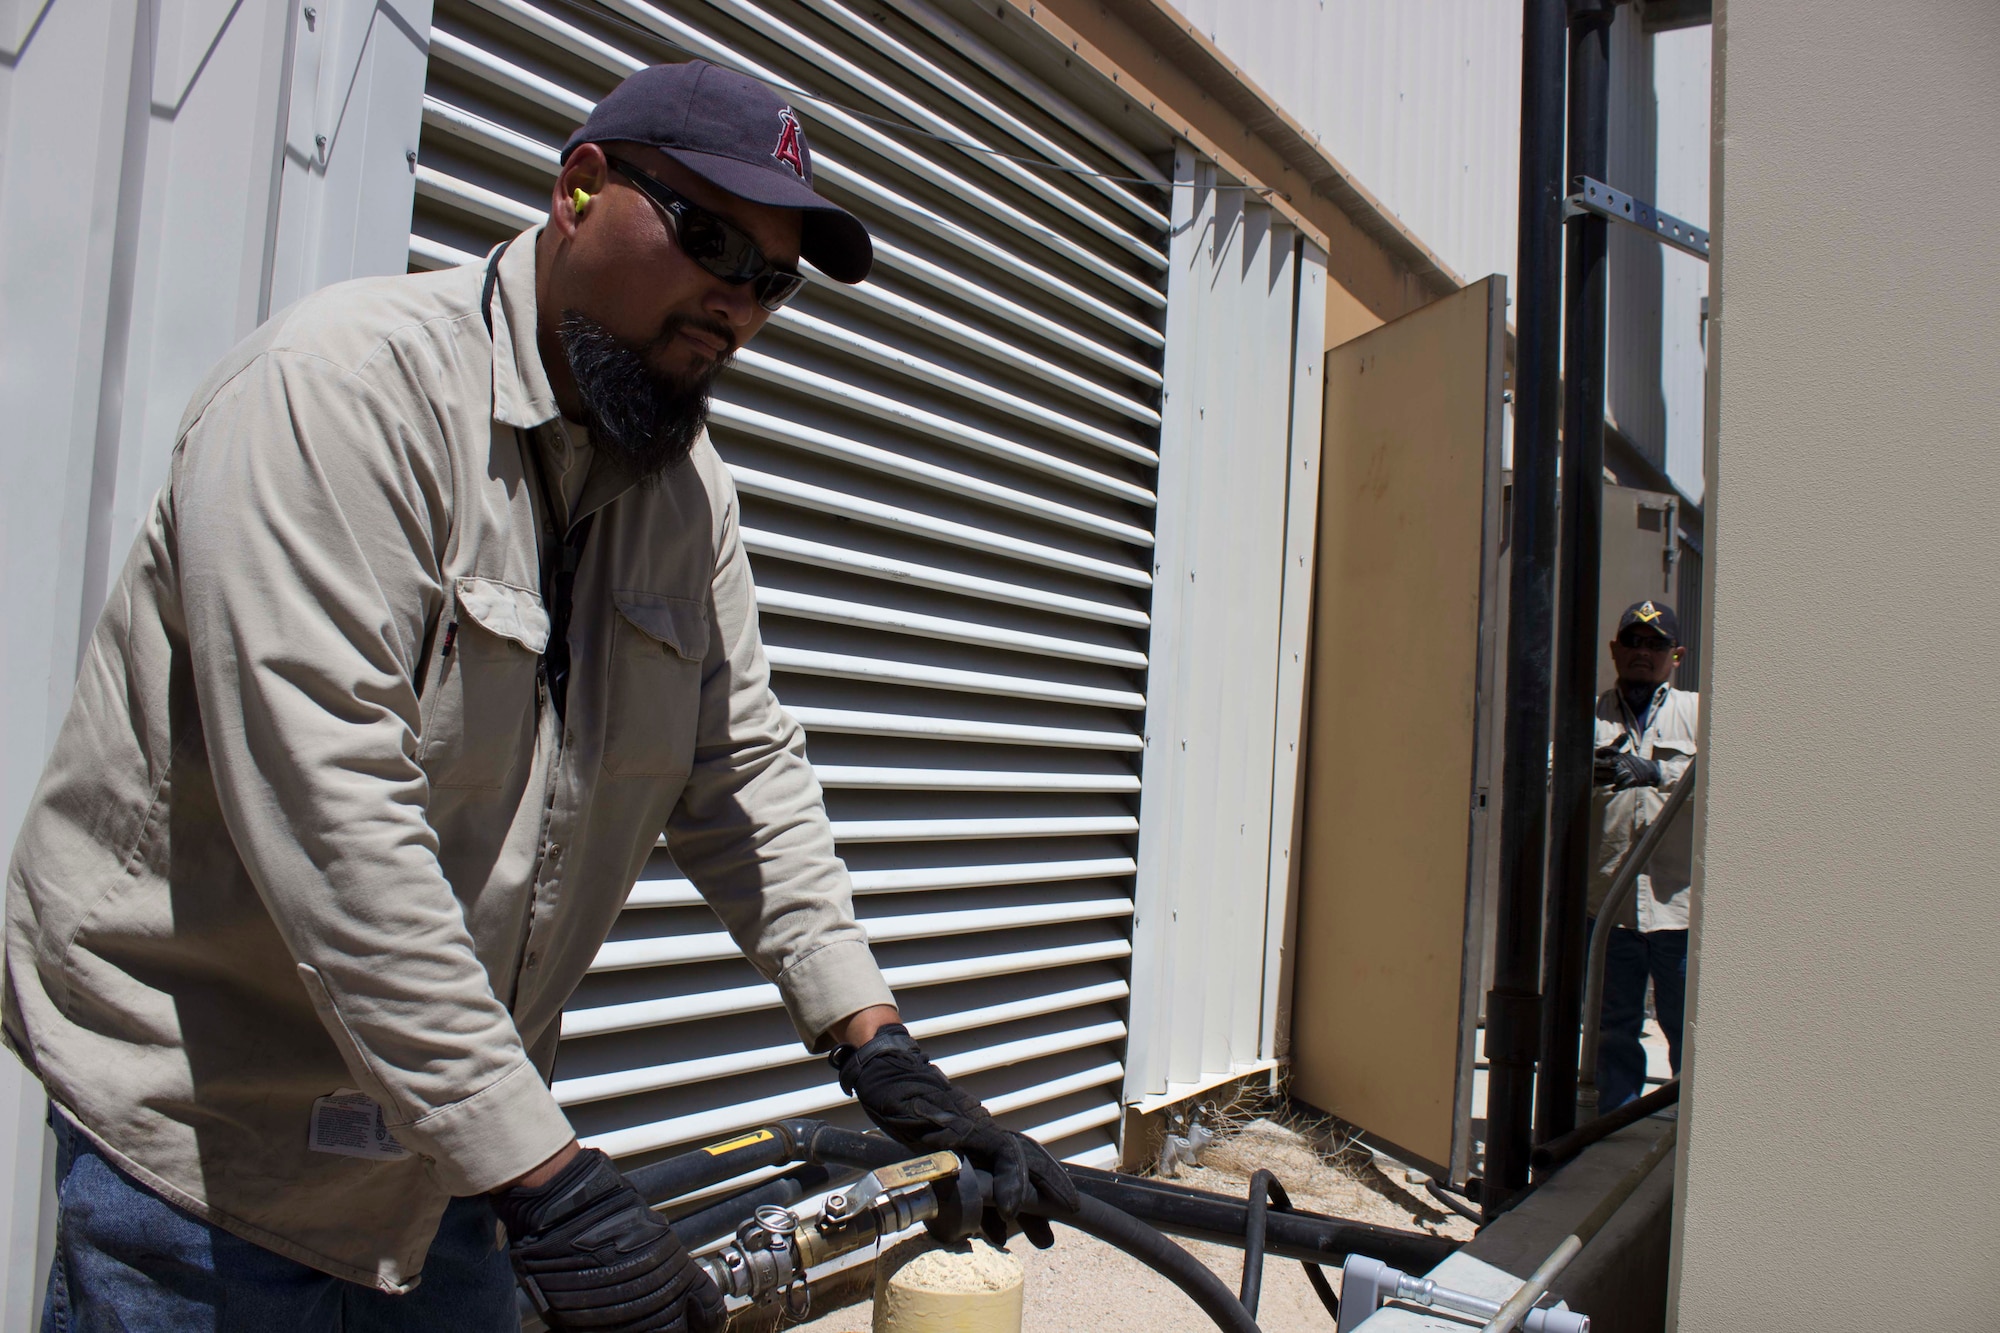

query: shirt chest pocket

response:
[602,591,710,779]
[418,577,548,790]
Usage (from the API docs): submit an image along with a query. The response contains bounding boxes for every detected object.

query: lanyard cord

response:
[483,243,594,727]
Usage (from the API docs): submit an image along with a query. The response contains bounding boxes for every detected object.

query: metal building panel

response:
[1123,149,1303,1107]
[408,0,1174,1182]
[1172,0,1524,293]
[1260,238,1330,1062]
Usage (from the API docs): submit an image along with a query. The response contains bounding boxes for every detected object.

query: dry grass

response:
[1154,1092,1479,1243]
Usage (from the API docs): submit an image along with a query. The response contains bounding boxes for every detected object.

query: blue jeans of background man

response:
[1594,924,1688,1111]
[42,1111,516,1332]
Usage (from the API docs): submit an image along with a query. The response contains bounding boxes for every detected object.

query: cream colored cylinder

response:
[872,1237,1024,1333]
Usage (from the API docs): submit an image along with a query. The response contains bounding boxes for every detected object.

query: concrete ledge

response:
[1357,1112,1677,1331]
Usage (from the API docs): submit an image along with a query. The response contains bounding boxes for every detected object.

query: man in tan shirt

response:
[1589,599,1699,1111]
[5,61,1071,1331]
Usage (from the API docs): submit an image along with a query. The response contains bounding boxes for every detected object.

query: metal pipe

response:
[1538,0,1617,1150]
[1481,1123,1678,1333]
[1535,1078,1679,1175]
[1486,0,1569,1217]
[1576,757,1700,1119]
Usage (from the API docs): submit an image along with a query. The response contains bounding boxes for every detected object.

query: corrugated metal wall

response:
[409,0,1182,1177]
[1125,149,1328,1107]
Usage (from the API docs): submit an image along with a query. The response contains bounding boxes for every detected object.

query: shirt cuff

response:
[398,1060,577,1196]
[776,938,896,1051]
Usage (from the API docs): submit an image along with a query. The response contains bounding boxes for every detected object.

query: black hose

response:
[799,1123,907,1171]
[626,1119,816,1206]
[1240,1171,1272,1317]
[668,1163,848,1250]
[1424,1179,1484,1225]
[1066,1166,1457,1275]
[1059,1195,1263,1333]
[1531,1079,1680,1176]
[1240,1172,1339,1325]
[786,1125,1264,1331]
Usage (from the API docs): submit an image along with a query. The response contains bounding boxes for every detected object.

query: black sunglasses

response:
[605,157,807,312]
[1617,630,1676,651]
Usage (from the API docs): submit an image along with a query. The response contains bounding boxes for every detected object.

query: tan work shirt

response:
[1589,682,1700,932]
[3,227,892,1290]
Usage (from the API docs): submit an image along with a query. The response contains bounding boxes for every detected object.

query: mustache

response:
[656,313,738,360]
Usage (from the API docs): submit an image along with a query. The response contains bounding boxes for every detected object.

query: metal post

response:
[1536,0,1615,1149]
[1483,0,1568,1219]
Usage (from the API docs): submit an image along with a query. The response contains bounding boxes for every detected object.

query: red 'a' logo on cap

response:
[772,107,806,179]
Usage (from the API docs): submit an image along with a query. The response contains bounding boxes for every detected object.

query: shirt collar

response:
[489,226,559,431]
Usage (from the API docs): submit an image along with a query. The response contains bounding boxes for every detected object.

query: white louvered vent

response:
[408,0,1171,1182]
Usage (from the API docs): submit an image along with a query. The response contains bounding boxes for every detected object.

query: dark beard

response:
[557,311,733,479]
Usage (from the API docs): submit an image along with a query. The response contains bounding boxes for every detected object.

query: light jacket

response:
[1589,682,1700,931]
[3,228,892,1290]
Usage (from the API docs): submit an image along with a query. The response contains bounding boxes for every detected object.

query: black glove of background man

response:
[493,1147,725,1333]
[835,1024,1081,1248]
[1593,745,1662,791]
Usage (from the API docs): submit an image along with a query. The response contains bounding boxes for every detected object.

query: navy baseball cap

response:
[1617,600,1680,643]
[563,61,872,283]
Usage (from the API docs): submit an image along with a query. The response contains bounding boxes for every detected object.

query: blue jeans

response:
[1594,925,1688,1111]
[42,1112,516,1331]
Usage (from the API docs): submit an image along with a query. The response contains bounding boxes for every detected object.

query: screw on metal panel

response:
[315,135,329,160]
[303,5,316,26]
[407,149,418,172]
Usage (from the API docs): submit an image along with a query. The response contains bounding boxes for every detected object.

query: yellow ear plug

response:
[571,187,591,217]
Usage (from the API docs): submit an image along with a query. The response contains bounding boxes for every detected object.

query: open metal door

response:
[1288,276,1507,1185]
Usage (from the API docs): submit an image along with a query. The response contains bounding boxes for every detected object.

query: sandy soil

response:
[780,1115,1479,1333]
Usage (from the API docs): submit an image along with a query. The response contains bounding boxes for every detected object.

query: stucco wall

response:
[1672,1,2000,1326]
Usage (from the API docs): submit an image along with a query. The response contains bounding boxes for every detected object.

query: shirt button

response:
[524,953,539,970]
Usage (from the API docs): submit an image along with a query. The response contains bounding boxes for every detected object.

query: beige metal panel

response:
[1290,276,1504,1179]
[1124,151,1307,1107]
[1677,0,2000,1324]
[1596,484,1680,693]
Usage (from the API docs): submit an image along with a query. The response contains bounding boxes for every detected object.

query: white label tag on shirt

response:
[309,1089,410,1161]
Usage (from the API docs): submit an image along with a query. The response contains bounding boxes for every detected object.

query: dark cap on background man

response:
[563,60,872,283]
[1617,600,1680,643]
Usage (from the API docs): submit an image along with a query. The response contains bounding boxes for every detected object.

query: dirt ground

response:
[780,1113,1479,1333]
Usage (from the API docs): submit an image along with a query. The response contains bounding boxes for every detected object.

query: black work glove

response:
[493,1147,725,1333]
[834,1024,1080,1249]
[1594,745,1662,791]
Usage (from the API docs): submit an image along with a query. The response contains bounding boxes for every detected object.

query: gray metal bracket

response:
[1336,1255,1590,1332]
[1564,175,1710,260]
